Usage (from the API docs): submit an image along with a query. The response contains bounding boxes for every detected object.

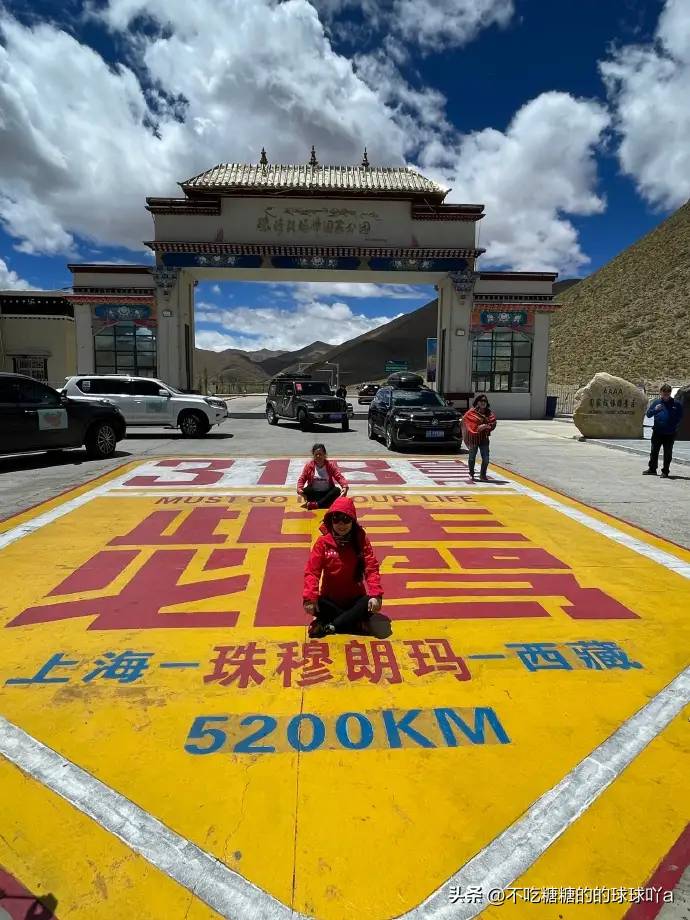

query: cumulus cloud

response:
[0,0,608,278]
[195,298,400,351]
[600,0,690,210]
[395,0,514,52]
[0,0,406,255]
[315,0,514,51]
[0,258,32,290]
[418,92,610,273]
[289,281,429,301]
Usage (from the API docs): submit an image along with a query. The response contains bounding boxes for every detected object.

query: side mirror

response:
[445,399,453,406]
[158,389,170,398]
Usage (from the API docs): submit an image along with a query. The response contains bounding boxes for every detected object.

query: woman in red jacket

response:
[462,395,497,481]
[296,443,349,510]
[303,495,383,638]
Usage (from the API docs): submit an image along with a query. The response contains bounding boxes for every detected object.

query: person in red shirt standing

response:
[296,443,349,509]
[462,395,497,481]
[303,496,383,638]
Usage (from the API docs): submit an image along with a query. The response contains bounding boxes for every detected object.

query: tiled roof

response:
[181,164,447,198]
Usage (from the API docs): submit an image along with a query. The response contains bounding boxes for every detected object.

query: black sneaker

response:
[308,620,336,639]
[642,469,656,475]
[661,471,670,478]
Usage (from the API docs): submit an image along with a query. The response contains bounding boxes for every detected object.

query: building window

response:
[12,356,48,381]
[94,322,157,377]
[471,330,532,393]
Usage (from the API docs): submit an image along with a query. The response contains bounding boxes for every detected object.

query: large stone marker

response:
[674,383,690,441]
[573,373,646,438]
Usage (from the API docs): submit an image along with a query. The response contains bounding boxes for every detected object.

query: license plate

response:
[426,430,444,438]
[330,414,342,421]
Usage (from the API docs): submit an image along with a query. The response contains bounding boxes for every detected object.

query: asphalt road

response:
[2,399,689,547]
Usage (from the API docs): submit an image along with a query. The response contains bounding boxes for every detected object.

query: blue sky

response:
[1,0,688,352]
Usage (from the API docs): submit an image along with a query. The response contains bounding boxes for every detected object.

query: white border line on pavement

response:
[1,666,688,920]
[0,469,135,551]
[399,664,690,919]
[0,715,306,920]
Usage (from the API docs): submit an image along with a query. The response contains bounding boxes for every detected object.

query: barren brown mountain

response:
[550,199,690,385]
[193,347,271,390]
[307,299,438,385]
[257,341,332,376]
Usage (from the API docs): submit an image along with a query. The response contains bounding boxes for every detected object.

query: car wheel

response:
[179,410,208,437]
[298,409,311,431]
[385,424,397,452]
[266,406,279,425]
[85,422,117,459]
[367,418,377,440]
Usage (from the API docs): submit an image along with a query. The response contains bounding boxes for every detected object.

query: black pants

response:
[317,595,370,633]
[648,431,675,474]
[302,485,341,508]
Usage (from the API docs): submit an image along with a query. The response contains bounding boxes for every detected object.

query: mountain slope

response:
[306,299,438,385]
[194,347,271,389]
[258,341,332,376]
[550,200,690,384]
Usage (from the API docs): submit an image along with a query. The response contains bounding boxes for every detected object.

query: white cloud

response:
[0,0,606,277]
[394,0,514,52]
[315,0,514,51]
[211,284,221,295]
[418,92,609,273]
[0,1,407,255]
[0,258,32,290]
[600,0,690,210]
[289,281,429,301]
[195,298,400,351]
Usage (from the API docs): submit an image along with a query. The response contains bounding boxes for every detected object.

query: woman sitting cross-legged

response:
[303,496,384,638]
[296,443,349,510]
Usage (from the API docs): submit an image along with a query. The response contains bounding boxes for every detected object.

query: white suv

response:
[61,375,228,437]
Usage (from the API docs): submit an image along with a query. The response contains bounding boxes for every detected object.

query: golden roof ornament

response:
[309,145,318,168]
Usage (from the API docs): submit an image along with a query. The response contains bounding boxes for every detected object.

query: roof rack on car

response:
[386,372,425,389]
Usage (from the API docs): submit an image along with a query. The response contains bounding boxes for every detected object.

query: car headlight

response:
[393,415,408,423]
[204,397,226,408]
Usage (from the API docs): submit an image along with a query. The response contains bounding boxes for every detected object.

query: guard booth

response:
[436,270,558,418]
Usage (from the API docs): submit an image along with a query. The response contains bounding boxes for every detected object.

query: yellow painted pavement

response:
[0,457,688,919]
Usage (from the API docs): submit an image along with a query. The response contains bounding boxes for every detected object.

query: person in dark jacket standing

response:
[643,384,684,478]
[462,395,497,481]
[335,384,347,400]
[303,496,383,638]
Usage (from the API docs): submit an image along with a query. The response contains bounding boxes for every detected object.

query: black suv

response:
[0,373,126,459]
[266,374,349,431]
[367,372,462,451]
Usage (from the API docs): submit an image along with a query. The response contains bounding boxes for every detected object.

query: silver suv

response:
[61,375,228,437]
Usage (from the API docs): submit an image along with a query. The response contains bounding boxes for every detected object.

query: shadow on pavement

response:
[0,889,59,919]
[0,449,130,474]
[122,432,234,440]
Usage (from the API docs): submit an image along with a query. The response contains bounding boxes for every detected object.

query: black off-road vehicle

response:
[266,374,350,431]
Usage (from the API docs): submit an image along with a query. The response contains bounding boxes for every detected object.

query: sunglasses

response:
[331,513,352,524]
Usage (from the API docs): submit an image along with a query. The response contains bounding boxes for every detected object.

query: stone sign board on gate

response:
[674,383,690,440]
[573,373,646,438]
